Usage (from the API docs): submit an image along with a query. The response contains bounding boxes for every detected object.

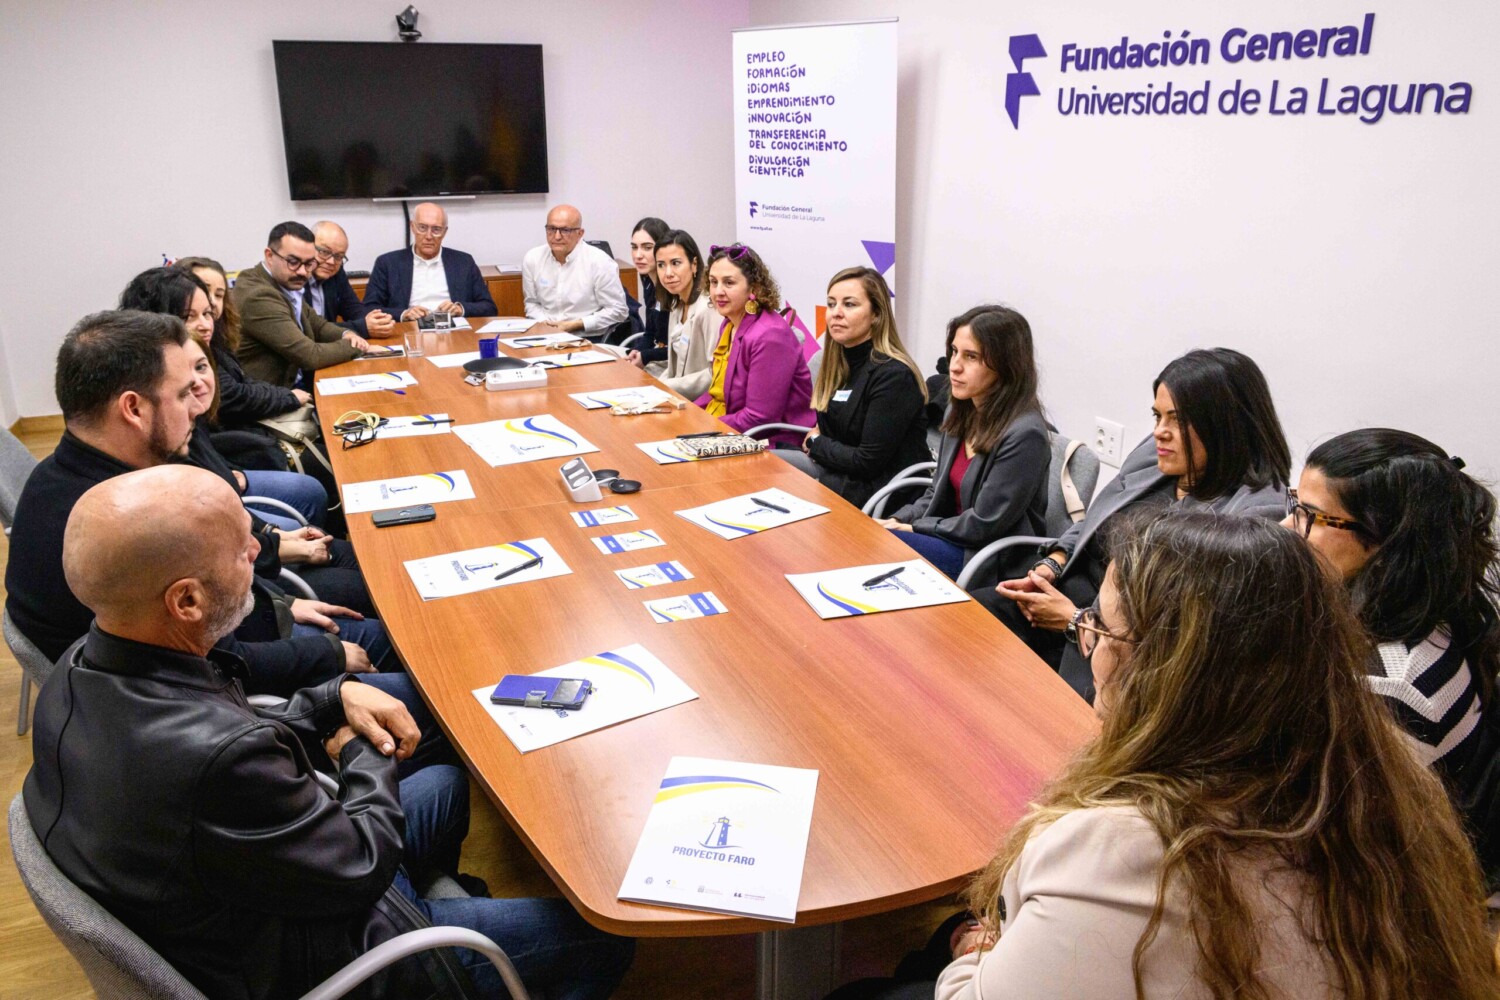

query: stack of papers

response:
[618,756,819,922]
[530,350,616,368]
[469,644,698,753]
[404,538,571,600]
[477,318,538,335]
[676,488,829,539]
[341,470,475,513]
[316,370,417,396]
[453,414,599,467]
[785,559,970,619]
[377,414,454,438]
[569,386,677,410]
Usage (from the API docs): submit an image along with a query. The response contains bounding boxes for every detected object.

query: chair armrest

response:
[742,423,815,439]
[889,461,937,483]
[243,496,309,526]
[619,332,646,349]
[861,477,934,518]
[299,926,531,1000]
[279,569,318,601]
[954,536,1057,590]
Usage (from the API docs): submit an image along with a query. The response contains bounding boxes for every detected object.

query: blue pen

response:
[383,388,407,395]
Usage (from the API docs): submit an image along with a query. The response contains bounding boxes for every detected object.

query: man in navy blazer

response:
[362,202,497,320]
[307,221,395,338]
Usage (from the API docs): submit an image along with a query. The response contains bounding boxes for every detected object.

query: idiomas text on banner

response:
[1004,12,1474,129]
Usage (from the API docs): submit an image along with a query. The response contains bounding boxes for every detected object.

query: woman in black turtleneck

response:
[778,267,929,507]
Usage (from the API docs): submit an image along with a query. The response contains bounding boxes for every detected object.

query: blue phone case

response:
[490,675,591,709]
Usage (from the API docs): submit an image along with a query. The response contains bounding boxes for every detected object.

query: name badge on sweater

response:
[833,389,852,403]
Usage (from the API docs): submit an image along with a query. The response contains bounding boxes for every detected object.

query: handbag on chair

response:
[257,404,334,478]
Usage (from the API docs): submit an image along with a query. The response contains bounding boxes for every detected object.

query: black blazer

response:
[211,339,302,427]
[362,247,497,318]
[315,266,376,336]
[806,342,929,507]
[628,276,670,360]
[889,408,1051,585]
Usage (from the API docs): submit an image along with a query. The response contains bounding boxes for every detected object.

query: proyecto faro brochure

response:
[618,756,818,922]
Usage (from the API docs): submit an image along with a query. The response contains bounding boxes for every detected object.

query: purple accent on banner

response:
[861,240,896,278]
[658,561,686,582]
[602,535,624,553]
[1005,34,1047,129]
[690,592,721,616]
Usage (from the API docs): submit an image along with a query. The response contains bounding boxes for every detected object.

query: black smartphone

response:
[372,504,436,528]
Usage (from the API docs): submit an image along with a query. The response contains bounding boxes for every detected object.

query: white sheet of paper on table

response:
[316,370,418,396]
[478,318,539,335]
[591,529,666,554]
[643,591,728,623]
[617,756,818,922]
[784,559,970,619]
[498,331,578,347]
[529,350,616,368]
[675,488,829,540]
[468,644,699,753]
[636,439,699,464]
[426,351,483,369]
[568,386,677,410]
[614,560,695,590]
[403,537,571,600]
[452,414,599,467]
[570,506,638,527]
[376,413,454,438]
[341,469,476,513]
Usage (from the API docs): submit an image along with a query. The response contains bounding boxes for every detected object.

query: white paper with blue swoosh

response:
[618,756,818,921]
[643,591,729,623]
[785,559,968,619]
[376,413,454,438]
[315,370,418,396]
[341,469,476,514]
[570,506,638,527]
[614,560,694,589]
[403,537,571,600]
[591,530,666,554]
[567,386,677,410]
[453,414,599,467]
[675,488,829,540]
[468,644,698,753]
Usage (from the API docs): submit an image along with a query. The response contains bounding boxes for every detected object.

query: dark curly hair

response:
[705,244,781,313]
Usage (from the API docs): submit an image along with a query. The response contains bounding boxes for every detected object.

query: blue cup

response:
[478,336,499,359]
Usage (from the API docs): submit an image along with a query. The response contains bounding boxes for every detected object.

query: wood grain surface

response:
[317,324,1098,936]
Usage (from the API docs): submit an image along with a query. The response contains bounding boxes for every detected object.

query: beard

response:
[147,409,193,464]
[202,580,257,643]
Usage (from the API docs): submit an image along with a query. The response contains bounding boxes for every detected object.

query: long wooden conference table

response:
[315,323,1097,999]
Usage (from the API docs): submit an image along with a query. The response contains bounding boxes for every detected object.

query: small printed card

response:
[643,591,729,624]
[571,506,638,527]
[469,644,699,753]
[614,560,695,590]
[477,318,538,335]
[569,386,677,410]
[316,370,418,396]
[376,413,454,438]
[341,470,475,514]
[530,350,616,368]
[592,529,666,555]
[785,559,970,619]
[453,414,599,467]
[403,538,571,600]
[675,488,830,540]
[426,351,483,368]
[617,756,819,922]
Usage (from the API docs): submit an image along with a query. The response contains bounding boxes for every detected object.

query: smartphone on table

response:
[490,676,593,710]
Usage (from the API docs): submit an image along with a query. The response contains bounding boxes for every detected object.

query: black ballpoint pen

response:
[751,496,791,514]
[410,418,455,426]
[861,566,905,589]
[494,555,543,581]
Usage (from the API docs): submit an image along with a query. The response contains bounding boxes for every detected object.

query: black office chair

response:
[585,239,613,260]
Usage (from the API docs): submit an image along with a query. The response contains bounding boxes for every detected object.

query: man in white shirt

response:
[521,205,628,336]
[363,203,497,322]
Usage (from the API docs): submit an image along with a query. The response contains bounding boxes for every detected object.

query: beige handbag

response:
[257,404,334,477]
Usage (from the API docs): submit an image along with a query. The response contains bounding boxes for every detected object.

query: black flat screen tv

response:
[272,41,548,201]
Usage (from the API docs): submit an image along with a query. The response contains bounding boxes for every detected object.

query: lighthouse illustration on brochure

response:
[701,816,736,849]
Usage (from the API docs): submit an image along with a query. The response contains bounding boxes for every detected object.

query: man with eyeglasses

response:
[521,203,628,337]
[233,221,372,388]
[363,202,496,322]
[306,220,395,339]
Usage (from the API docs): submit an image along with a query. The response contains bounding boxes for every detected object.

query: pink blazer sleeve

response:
[721,312,802,433]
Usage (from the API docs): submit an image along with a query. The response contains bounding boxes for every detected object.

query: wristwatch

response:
[1064,606,1087,646]
[1030,555,1065,578]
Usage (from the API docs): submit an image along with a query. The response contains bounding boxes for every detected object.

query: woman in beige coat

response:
[629,228,716,397]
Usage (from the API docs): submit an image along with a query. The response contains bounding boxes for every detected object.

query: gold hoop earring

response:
[745,295,760,315]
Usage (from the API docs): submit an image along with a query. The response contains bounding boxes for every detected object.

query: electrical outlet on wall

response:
[1093,417,1125,466]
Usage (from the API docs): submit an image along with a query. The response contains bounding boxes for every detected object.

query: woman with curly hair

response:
[694,243,813,448]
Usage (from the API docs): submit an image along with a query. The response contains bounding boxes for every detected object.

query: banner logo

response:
[1005,34,1048,128]
[749,201,759,217]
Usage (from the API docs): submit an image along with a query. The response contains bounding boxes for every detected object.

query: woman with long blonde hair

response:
[933,511,1499,999]
[777,267,929,506]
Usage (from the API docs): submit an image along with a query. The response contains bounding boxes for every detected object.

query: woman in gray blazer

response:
[979,348,1290,697]
[879,306,1050,586]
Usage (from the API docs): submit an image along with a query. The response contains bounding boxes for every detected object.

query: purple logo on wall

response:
[748,201,759,218]
[1005,34,1048,128]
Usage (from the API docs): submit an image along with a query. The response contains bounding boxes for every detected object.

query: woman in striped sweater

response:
[1287,427,1500,887]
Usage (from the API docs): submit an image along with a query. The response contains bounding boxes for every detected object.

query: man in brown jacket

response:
[233,221,377,387]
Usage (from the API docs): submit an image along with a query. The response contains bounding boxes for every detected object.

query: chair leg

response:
[17,671,31,736]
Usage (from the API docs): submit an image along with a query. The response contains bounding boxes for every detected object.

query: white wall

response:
[749,0,1500,479]
[0,0,746,419]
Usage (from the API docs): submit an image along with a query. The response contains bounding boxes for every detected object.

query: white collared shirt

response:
[521,242,629,333]
[410,250,450,311]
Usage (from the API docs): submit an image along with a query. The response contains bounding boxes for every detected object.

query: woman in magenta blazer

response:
[695,244,813,448]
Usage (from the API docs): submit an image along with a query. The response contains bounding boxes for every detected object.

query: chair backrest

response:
[0,426,39,530]
[806,348,823,384]
[585,239,613,260]
[8,794,208,1000]
[3,610,56,690]
[1042,436,1101,539]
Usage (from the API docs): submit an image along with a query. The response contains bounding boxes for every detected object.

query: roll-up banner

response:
[732,19,897,354]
